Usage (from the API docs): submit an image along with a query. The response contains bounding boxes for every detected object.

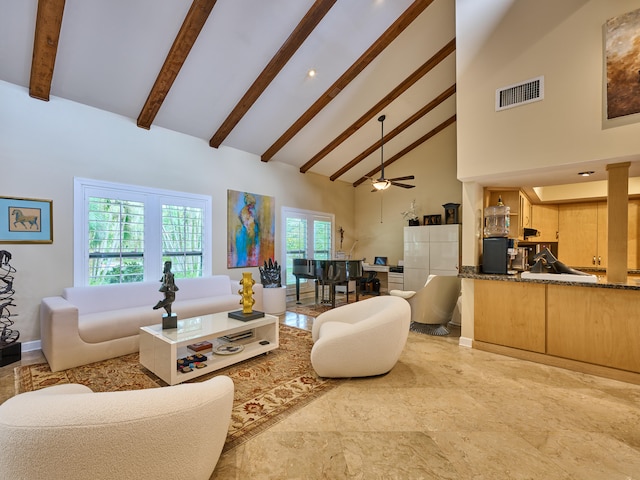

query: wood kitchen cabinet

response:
[558,202,607,268]
[547,284,640,373]
[472,277,640,383]
[474,279,546,353]
[628,199,640,269]
[485,188,531,240]
[530,204,558,242]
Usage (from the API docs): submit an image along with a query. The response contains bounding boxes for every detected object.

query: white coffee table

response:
[139,311,279,385]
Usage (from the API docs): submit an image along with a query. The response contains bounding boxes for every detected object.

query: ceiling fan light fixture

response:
[372,179,391,190]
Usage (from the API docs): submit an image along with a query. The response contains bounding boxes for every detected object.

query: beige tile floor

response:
[2,301,640,479]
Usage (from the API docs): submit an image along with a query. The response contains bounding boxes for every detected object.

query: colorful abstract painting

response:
[605,7,640,119]
[227,190,275,268]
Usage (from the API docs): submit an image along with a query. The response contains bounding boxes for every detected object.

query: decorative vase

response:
[239,272,255,314]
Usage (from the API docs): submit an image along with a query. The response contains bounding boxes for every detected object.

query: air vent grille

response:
[496,76,544,111]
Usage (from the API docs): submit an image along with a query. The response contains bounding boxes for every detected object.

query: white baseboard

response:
[20,340,42,352]
[458,336,472,348]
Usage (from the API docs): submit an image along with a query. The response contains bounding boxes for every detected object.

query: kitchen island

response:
[460,267,640,384]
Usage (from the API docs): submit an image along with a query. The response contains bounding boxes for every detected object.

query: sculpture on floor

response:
[530,248,590,275]
[0,250,19,345]
[259,258,281,288]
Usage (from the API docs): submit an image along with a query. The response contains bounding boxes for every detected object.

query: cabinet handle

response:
[598,256,601,265]
[593,256,596,265]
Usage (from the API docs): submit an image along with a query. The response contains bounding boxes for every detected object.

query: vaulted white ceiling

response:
[0,0,457,188]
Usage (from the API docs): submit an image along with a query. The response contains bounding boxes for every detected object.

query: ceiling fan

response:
[370,114,415,192]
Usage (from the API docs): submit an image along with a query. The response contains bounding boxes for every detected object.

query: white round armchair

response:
[311,295,411,378]
[0,375,234,480]
[390,274,461,335]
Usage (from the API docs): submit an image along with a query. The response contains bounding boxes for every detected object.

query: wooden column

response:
[606,162,630,283]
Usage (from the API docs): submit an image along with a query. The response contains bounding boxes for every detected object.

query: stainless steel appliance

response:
[510,247,528,271]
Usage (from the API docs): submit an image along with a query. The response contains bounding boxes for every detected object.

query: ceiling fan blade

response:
[387,175,415,182]
[390,182,416,189]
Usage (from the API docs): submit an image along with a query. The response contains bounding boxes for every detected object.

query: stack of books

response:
[187,341,213,353]
[221,329,254,343]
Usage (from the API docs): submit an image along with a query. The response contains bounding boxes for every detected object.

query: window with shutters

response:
[74,178,211,286]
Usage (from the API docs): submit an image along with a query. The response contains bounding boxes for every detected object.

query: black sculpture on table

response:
[530,248,590,275]
[153,260,179,328]
[259,258,281,288]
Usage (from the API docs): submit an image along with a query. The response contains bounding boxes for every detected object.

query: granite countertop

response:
[459,265,640,291]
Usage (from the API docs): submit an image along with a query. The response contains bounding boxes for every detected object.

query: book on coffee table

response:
[187,341,213,353]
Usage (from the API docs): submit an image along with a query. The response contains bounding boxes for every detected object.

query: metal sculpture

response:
[259,258,281,288]
[0,250,19,345]
[153,260,179,329]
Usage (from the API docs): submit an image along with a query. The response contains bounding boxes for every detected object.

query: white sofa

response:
[311,295,411,378]
[0,375,234,480]
[40,275,264,372]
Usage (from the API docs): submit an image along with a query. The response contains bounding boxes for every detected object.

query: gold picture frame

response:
[0,196,53,244]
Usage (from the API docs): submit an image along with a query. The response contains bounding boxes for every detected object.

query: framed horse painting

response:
[0,196,53,244]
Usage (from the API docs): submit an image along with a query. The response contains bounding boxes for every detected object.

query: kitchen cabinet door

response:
[558,202,606,268]
[597,201,607,268]
[487,189,529,239]
[531,204,558,242]
[558,203,598,268]
[628,199,640,269]
[520,192,531,230]
[474,280,546,353]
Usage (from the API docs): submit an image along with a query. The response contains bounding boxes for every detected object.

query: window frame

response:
[281,206,334,294]
[74,177,211,286]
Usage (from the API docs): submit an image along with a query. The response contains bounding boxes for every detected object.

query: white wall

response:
[457,0,640,183]
[1,80,355,343]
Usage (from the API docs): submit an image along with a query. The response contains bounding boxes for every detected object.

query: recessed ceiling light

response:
[307,69,316,78]
[578,171,595,176]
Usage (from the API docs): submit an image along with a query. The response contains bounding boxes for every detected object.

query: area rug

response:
[287,293,373,318]
[14,324,338,452]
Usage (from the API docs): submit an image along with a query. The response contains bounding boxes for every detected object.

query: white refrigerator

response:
[403,225,460,291]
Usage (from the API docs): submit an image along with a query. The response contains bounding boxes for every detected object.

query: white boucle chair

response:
[311,295,410,378]
[0,375,234,480]
[390,274,461,336]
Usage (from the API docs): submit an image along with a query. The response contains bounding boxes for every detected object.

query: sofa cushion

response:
[175,276,233,300]
[77,295,242,344]
[63,276,235,315]
[63,282,160,315]
[173,296,240,318]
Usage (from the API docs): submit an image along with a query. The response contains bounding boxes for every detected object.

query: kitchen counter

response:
[464,265,640,384]
[459,265,640,290]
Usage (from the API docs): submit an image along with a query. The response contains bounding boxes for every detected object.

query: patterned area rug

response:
[14,324,338,452]
[287,293,372,318]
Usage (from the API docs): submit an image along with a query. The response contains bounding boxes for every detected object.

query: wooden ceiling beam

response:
[260,0,434,162]
[353,114,457,188]
[330,84,455,181]
[137,0,218,130]
[209,0,336,148]
[29,0,65,101]
[301,38,455,174]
